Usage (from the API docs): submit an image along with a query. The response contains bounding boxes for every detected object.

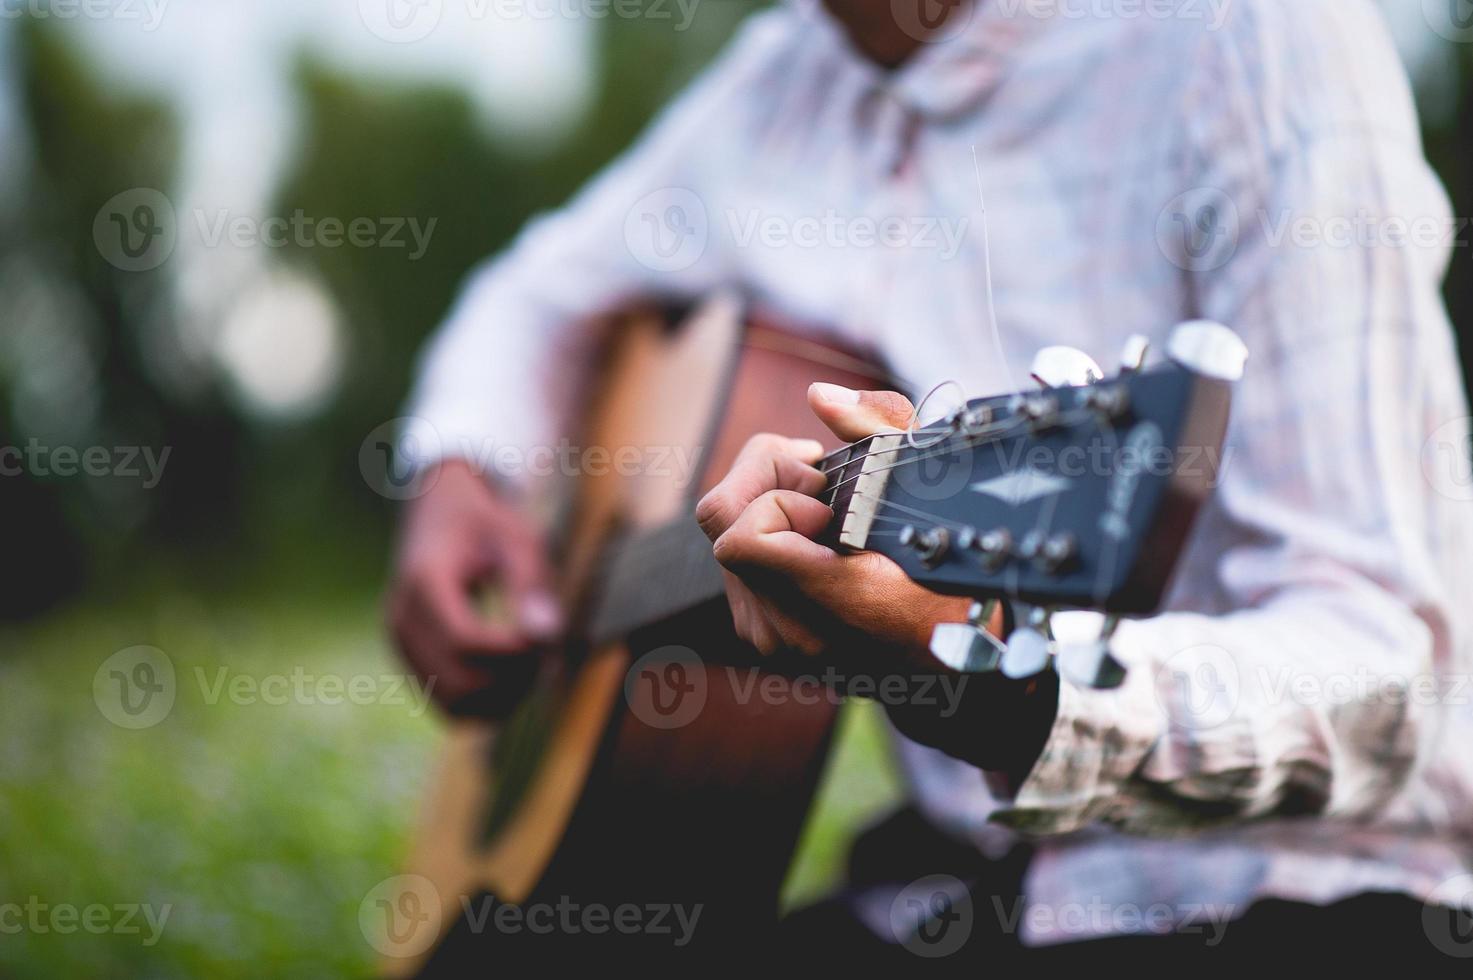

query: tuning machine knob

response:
[1053,612,1128,690]
[1017,530,1076,575]
[899,525,951,568]
[1001,605,1054,679]
[1030,346,1105,389]
[959,526,1011,571]
[929,600,1006,674]
[1167,321,1248,382]
[1119,334,1151,374]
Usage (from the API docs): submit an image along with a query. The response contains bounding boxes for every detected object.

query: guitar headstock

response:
[821,321,1246,688]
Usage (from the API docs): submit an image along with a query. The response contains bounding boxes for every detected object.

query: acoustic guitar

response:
[383,294,1245,972]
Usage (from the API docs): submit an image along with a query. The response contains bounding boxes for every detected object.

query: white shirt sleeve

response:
[400,14,785,479]
[993,6,1468,835]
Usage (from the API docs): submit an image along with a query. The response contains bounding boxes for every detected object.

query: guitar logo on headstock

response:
[970,469,1072,506]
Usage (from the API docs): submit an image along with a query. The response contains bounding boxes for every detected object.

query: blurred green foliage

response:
[0,580,896,975]
[0,588,438,977]
[0,7,762,611]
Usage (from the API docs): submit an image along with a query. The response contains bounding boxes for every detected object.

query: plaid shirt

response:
[407,0,1473,942]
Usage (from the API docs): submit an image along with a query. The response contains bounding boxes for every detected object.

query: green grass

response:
[0,585,900,976]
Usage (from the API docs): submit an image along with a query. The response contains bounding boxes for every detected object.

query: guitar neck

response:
[583,439,882,648]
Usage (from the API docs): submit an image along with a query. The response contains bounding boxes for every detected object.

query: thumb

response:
[495,529,563,642]
[808,383,917,443]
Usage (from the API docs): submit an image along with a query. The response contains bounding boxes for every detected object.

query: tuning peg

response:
[1030,346,1104,389]
[1058,640,1127,690]
[1167,321,1248,382]
[898,524,951,568]
[929,600,1006,673]
[1000,605,1054,679]
[1053,612,1128,690]
[1119,334,1151,373]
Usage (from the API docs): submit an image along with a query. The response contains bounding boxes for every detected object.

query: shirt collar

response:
[800,0,1054,120]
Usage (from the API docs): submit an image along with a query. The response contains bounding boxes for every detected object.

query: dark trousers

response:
[779,808,1473,973]
[418,809,1473,974]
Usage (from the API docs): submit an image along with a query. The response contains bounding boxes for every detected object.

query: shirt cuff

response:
[987,621,1167,835]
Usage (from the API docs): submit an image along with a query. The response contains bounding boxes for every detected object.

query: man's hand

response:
[387,459,562,716]
[696,382,1058,783]
[695,383,973,673]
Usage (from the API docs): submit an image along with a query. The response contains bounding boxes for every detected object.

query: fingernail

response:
[812,383,860,405]
[520,593,563,638]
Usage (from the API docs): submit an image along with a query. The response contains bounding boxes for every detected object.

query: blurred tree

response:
[266,8,759,546]
[1,18,238,615]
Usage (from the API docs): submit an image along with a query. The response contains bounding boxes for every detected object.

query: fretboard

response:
[585,516,729,647]
[584,437,882,647]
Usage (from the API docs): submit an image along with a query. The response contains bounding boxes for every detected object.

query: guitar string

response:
[822,407,1098,503]
[820,414,1035,490]
[1087,419,1123,605]
[816,424,956,473]
[821,148,1015,479]
[818,419,1009,478]
[860,495,972,532]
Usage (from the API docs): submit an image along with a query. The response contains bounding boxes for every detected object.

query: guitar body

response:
[397,297,893,972]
